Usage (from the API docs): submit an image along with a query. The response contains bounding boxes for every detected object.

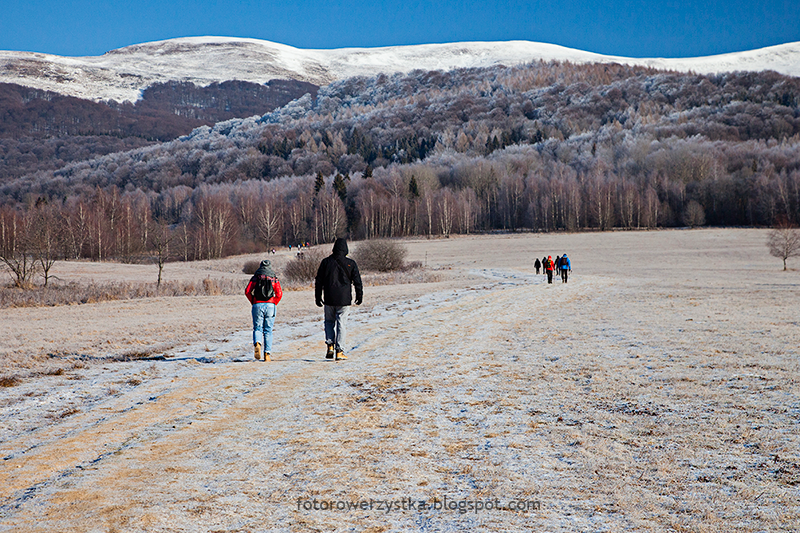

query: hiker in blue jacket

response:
[559,253,572,283]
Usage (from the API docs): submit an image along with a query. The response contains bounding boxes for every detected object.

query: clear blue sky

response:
[2,0,798,58]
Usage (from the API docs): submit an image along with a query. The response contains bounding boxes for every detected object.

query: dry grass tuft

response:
[122,345,172,360]
[59,407,80,418]
[201,277,222,295]
[0,278,242,309]
[46,407,80,419]
[0,375,21,387]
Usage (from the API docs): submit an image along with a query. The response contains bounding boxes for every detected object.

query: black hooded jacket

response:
[315,238,363,306]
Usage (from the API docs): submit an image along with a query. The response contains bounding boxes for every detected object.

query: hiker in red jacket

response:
[245,259,283,361]
[544,255,555,284]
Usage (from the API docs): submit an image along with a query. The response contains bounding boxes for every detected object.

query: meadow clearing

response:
[0,228,798,532]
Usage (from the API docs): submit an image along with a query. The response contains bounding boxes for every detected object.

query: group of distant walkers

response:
[534,254,571,284]
[245,238,362,363]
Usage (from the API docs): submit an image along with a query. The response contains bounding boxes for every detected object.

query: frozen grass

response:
[0,278,242,308]
[0,229,798,532]
[1,264,436,308]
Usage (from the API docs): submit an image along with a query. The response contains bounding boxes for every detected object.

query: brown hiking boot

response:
[254,342,262,360]
[325,344,335,359]
[335,351,347,361]
[264,351,271,362]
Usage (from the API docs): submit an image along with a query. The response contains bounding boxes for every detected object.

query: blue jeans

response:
[252,303,276,353]
[324,305,349,352]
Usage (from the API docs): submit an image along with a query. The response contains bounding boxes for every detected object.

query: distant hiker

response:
[555,255,562,272]
[560,253,572,283]
[542,256,548,276]
[245,259,283,361]
[534,258,541,275]
[544,255,555,284]
[315,238,363,361]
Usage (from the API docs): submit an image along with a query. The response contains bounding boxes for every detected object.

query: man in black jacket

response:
[315,238,363,361]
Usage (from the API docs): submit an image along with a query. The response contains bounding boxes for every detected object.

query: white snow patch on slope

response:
[1,36,799,103]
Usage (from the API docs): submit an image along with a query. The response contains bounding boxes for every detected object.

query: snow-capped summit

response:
[1,36,799,103]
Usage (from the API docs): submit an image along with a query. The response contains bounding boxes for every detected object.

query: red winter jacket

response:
[245,276,283,305]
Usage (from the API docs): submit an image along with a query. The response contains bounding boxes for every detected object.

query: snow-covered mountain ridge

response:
[2,36,799,104]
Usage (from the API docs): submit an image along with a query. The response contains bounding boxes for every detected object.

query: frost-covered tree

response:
[767,222,800,270]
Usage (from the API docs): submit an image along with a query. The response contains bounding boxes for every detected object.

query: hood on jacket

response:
[332,238,348,256]
[255,259,276,277]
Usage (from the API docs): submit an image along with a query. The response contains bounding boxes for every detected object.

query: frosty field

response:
[0,229,798,532]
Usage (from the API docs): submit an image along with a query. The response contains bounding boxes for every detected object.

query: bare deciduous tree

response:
[194,192,237,259]
[62,199,89,259]
[767,222,800,270]
[683,201,706,228]
[437,188,456,237]
[316,190,347,243]
[148,219,173,288]
[255,197,283,251]
[0,208,39,288]
[30,203,62,287]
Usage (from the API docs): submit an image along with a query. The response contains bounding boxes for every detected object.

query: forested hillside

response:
[2,60,799,264]
[0,79,318,182]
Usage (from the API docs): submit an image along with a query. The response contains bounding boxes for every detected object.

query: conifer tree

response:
[314,171,325,194]
[409,175,420,198]
[333,173,348,203]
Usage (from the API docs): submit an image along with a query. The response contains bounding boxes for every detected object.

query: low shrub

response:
[242,260,261,275]
[352,239,408,272]
[283,248,325,283]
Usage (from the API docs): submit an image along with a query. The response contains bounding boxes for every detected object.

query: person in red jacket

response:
[544,255,555,284]
[245,259,283,361]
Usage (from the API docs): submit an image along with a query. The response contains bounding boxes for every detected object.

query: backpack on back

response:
[254,275,275,300]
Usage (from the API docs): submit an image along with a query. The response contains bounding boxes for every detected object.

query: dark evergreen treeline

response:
[0,79,318,183]
[2,60,800,264]
[134,80,319,124]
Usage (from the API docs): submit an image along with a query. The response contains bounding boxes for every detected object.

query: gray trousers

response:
[324,305,350,352]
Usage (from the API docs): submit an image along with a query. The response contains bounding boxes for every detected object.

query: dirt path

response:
[0,272,594,532]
